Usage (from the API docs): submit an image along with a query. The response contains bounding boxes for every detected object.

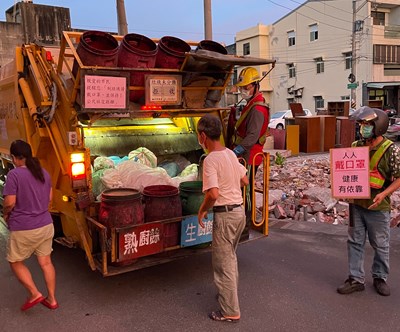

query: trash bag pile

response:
[92,147,199,200]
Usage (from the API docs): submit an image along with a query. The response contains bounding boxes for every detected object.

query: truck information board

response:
[81,70,130,111]
[145,75,182,105]
[115,222,164,262]
[84,75,127,109]
[180,214,213,247]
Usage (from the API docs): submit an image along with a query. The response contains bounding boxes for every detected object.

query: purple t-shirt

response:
[3,167,52,231]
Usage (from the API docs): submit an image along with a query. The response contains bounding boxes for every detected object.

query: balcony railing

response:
[385,25,400,39]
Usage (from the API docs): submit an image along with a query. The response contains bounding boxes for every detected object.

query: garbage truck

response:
[0,30,275,276]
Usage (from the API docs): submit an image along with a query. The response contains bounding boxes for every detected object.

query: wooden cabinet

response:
[368,99,383,108]
[336,116,355,148]
[295,116,321,153]
[319,115,336,151]
[327,101,350,117]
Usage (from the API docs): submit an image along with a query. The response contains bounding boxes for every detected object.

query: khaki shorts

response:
[7,223,54,262]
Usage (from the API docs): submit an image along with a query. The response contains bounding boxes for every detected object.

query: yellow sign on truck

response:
[0,31,274,276]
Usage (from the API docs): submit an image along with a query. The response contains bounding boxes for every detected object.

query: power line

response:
[267,0,351,32]
[288,0,352,15]
[269,37,353,53]
[287,0,353,24]
[269,60,347,80]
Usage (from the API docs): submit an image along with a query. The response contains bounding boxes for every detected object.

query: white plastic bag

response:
[101,160,173,192]
[93,156,115,172]
[128,147,157,168]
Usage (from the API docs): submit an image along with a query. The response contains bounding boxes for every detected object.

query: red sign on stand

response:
[116,222,164,262]
[330,147,370,199]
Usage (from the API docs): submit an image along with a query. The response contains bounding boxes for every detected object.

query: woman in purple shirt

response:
[3,140,58,311]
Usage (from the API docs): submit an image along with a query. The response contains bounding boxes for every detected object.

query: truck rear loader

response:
[0,31,274,276]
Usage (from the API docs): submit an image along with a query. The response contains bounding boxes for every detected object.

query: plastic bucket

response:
[155,36,191,69]
[99,188,144,228]
[143,185,182,247]
[72,30,119,77]
[118,33,157,103]
[179,181,204,215]
[196,40,227,55]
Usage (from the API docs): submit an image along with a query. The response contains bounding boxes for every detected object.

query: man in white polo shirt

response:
[197,114,248,323]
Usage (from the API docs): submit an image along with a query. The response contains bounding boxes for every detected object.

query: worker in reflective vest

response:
[352,138,393,189]
[230,67,269,167]
[337,107,400,297]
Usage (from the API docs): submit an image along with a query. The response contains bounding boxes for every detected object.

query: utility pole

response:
[116,0,128,36]
[351,0,357,107]
[350,0,368,107]
[204,0,212,40]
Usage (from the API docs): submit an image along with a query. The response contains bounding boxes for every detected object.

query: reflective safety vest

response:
[233,98,269,166]
[352,139,393,189]
[233,102,269,146]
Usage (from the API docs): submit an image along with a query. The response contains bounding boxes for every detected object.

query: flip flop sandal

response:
[21,296,45,311]
[41,298,59,310]
[209,310,240,323]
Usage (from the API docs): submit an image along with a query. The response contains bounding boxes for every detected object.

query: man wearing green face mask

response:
[337,107,400,297]
[360,123,374,139]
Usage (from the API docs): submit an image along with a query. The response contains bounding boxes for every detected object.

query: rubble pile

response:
[255,155,400,226]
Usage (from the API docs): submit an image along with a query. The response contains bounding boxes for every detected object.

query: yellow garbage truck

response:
[0,31,274,276]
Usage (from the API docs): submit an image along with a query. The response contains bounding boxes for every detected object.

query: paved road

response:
[1,220,400,332]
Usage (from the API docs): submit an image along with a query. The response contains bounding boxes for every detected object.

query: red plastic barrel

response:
[118,33,157,103]
[99,188,144,228]
[155,36,191,69]
[142,185,182,247]
[196,40,227,55]
[99,188,143,266]
[72,30,119,77]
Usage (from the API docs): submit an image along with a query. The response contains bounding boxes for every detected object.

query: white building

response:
[235,24,274,106]
[235,0,400,115]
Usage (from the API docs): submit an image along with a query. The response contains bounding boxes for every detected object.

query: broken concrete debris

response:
[255,155,400,226]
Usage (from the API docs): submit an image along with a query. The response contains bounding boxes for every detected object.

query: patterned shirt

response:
[353,138,400,211]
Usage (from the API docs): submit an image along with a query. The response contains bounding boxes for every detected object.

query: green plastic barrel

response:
[179,181,204,216]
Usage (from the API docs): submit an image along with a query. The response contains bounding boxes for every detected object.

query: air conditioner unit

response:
[295,88,303,97]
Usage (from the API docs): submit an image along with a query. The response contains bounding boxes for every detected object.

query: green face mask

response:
[360,124,374,139]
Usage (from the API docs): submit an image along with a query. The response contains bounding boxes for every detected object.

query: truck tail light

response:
[71,162,86,180]
[141,105,162,111]
[70,153,87,188]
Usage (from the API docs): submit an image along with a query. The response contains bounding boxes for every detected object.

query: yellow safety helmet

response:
[235,67,260,87]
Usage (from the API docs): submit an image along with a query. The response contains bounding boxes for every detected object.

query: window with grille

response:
[243,43,250,55]
[314,96,324,109]
[384,64,400,76]
[287,63,296,78]
[315,57,324,74]
[310,24,318,41]
[231,68,238,86]
[344,52,352,70]
[371,11,385,26]
[374,45,400,64]
[288,31,295,47]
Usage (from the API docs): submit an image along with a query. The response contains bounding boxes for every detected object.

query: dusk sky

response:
[0,0,306,45]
